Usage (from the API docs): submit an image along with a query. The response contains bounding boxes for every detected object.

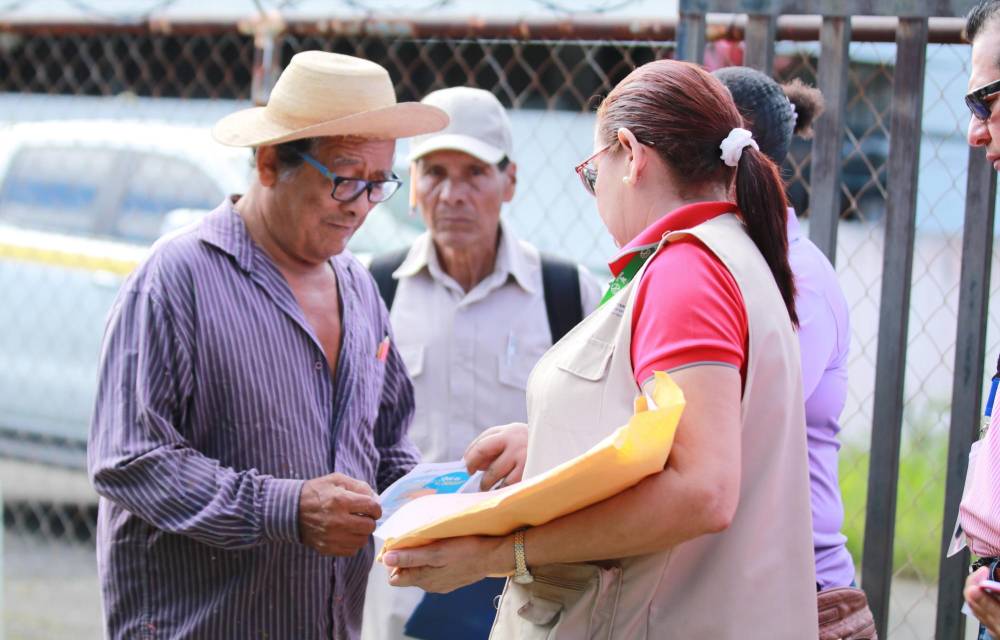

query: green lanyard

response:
[599,246,656,306]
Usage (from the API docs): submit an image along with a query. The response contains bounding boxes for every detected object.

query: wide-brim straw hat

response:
[213,51,448,147]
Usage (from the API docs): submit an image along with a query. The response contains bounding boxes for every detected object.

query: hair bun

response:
[782,78,825,139]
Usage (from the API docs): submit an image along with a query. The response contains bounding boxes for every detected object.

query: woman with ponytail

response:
[714,66,877,640]
[383,60,817,639]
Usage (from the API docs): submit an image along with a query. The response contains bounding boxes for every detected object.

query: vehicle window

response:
[116,152,224,243]
[0,146,119,236]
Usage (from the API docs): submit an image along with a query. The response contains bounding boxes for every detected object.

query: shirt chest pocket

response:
[555,337,614,383]
[498,352,539,391]
[399,344,424,379]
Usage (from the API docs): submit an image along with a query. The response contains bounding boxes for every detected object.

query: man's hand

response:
[966,566,1000,636]
[298,473,382,556]
[464,423,529,490]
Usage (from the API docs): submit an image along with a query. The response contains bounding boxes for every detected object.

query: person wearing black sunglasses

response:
[964,4,1000,640]
[967,0,1000,173]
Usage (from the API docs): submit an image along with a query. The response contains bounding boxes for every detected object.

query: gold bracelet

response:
[513,529,533,584]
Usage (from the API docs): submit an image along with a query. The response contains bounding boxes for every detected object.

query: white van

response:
[0,120,252,459]
[0,106,606,464]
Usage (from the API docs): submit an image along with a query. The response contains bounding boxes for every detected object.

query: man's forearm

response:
[91,443,303,548]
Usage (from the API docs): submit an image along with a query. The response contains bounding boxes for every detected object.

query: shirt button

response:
[315,360,323,371]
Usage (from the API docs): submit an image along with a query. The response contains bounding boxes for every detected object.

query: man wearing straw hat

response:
[88,51,447,639]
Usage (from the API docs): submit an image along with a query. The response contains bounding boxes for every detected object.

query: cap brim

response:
[212,102,449,147]
[407,133,506,164]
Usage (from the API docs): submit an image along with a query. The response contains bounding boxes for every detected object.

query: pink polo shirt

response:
[610,201,748,387]
[961,408,1000,556]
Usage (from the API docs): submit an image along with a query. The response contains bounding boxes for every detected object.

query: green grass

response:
[839,402,950,582]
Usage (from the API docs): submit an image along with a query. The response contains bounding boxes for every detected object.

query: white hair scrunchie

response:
[719,127,759,167]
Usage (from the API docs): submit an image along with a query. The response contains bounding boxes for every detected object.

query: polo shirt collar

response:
[607,200,737,277]
[393,217,535,294]
[497,218,536,294]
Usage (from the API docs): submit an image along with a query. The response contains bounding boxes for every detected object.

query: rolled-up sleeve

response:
[88,285,303,549]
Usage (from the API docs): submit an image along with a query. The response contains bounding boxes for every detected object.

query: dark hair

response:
[783,79,825,139]
[597,60,797,326]
[713,67,825,163]
[966,0,1000,42]
[250,137,319,171]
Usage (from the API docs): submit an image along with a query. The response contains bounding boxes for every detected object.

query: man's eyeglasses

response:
[574,143,613,197]
[966,78,1000,122]
[297,151,402,204]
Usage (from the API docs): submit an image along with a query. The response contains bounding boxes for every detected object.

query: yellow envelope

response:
[377,371,685,558]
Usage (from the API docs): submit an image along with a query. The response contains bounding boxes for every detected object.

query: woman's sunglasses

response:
[574,143,613,196]
[966,78,1000,122]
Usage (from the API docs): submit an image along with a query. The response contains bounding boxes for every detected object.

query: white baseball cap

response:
[407,87,513,164]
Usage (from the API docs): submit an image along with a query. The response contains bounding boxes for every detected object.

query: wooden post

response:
[861,16,929,638]
[677,12,706,64]
[807,16,852,264]
[744,14,777,73]
[934,146,998,640]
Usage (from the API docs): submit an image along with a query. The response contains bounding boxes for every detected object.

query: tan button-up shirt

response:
[388,219,602,463]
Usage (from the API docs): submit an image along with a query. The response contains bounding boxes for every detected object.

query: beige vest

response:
[490,214,817,639]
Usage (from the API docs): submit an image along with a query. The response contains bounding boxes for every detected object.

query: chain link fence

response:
[0,6,991,638]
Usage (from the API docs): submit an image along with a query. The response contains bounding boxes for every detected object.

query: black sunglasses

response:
[966,78,1000,121]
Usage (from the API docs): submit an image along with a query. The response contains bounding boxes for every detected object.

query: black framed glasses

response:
[573,142,613,196]
[297,151,402,203]
[966,78,1000,121]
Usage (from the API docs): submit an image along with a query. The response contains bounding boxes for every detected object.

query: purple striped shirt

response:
[87,199,418,639]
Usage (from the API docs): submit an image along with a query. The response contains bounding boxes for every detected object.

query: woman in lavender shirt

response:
[713,66,877,639]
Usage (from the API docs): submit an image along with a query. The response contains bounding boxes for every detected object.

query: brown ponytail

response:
[734,146,797,325]
[597,60,797,326]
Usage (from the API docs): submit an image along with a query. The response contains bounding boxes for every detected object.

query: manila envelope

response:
[375,370,685,560]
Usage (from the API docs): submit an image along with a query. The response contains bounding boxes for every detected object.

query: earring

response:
[622,176,633,185]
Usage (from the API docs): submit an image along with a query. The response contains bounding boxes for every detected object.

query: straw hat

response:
[213,51,448,147]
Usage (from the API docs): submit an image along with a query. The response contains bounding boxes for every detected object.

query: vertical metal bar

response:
[807,16,851,265]
[861,17,929,639]
[677,12,706,65]
[744,14,777,73]
[934,146,998,640]
[250,12,285,106]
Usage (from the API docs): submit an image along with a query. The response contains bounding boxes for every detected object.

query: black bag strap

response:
[540,252,584,343]
[369,248,409,311]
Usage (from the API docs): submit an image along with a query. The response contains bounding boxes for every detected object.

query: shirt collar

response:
[607,200,737,276]
[198,196,256,273]
[393,217,535,294]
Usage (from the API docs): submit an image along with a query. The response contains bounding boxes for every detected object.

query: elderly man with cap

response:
[362,87,601,639]
[87,51,447,639]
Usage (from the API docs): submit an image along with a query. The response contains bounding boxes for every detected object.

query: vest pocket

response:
[555,338,614,382]
[494,562,622,639]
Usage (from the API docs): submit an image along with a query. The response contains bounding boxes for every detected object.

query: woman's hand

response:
[383,535,512,593]
[965,567,1000,636]
[464,423,529,490]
